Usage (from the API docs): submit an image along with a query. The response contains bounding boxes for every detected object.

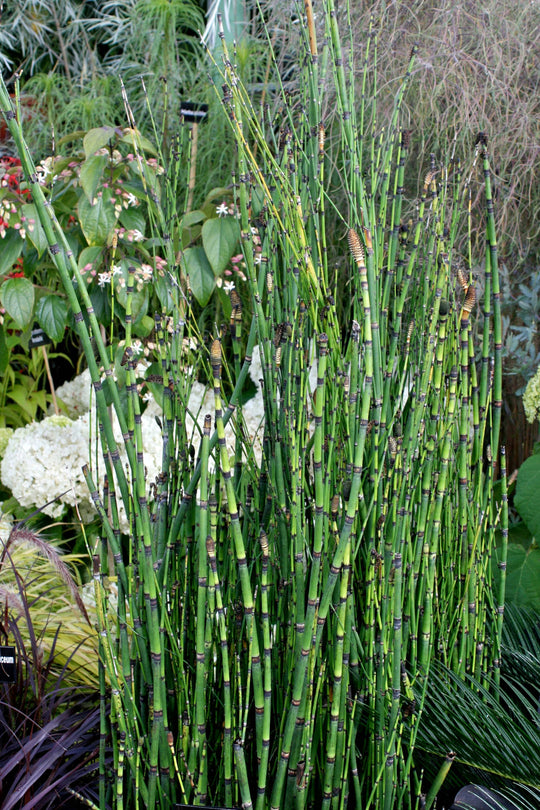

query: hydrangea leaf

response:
[514,453,540,539]
[0,277,34,328]
[7,384,48,420]
[202,217,240,277]
[183,246,215,306]
[78,192,118,247]
[36,294,68,343]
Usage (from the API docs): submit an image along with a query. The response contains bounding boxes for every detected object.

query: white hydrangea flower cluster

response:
[1,399,163,530]
[523,365,540,424]
[54,368,93,417]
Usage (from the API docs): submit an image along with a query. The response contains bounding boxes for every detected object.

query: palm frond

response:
[416,662,540,788]
[451,783,539,810]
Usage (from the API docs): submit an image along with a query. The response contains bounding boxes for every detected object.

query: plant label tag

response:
[0,646,16,682]
[29,326,51,349]
[180,101,209,124]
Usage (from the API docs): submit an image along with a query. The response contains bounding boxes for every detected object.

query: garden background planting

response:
[0,1,539,808]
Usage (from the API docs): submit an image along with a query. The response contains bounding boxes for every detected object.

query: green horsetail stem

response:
[206,534,234,808]
[211,339,264,762]
[494,447,509,692]
[191,414,211,800]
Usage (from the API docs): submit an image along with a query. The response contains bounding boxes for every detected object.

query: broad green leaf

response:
[202,217,240,277]
[203,187,233,205]
[36,294,68,343]
[21,203,48,256]
[1,277,34,328]
[8,385,48,419]
[180,209,205,247]
[83,126,118,158]
[114,278,149,323]
[498,542,540,611]
[80,153,108,204]
[183,246,215,306]
[0,230,23,275]
[78,245,103,271]
[120,128,158,155]
[119,206,147,234]
[182,223,202,249]
[180,210,206,229]
[154,272,175,312]
[78,193,118,246]
[216,285,232,321]
[133,314,155,338]
[89,287,112,325]
[514,453,540,539]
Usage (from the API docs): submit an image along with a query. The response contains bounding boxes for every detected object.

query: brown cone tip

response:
[347,228,364,264]
[456,266,468,292]
[463,285,476,313]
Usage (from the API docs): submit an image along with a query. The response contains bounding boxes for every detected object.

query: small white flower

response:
[223,281,235,293]
[111,264,122,276]
[216,202,229,217]
[254,254,262,264]
[35,159,53,185]
[98,272,112,287]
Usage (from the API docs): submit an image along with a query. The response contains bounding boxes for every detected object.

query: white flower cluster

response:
[1,414,89,519]
[523,365,540,424]
[54,368,93,417]
[1,394,163,530]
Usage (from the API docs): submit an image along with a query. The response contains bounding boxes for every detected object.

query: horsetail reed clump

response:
[0,0,508,805]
